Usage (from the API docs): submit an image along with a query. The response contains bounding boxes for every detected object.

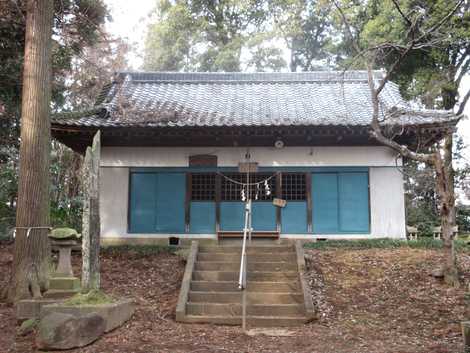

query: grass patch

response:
[101,244,177,256]
[304,238,470,251]
[63,290,115,306]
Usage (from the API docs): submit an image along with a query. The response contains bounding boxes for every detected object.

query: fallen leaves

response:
[0,244,468,352]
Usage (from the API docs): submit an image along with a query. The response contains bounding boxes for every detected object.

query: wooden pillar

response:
[276,172,282,233]
[306,173,312,233]
[215,173,221,234]
[185,173,191,233]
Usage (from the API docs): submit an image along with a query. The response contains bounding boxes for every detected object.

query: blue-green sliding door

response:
[252,202,276,231]
[155,173,186,232]
[338,173,369,232]
[129,172,185,233]
[190,202,216,233]
[129,173,157,233]
[220,202,276,231]
[312,172,369,234]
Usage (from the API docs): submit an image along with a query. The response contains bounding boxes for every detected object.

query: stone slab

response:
[176,241,198,322]
[44,289,80,299]
[41,299,134,332]
[49,277,80,291]
[16,299,62,320]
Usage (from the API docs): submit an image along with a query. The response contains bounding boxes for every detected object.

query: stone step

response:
[186,302,305,317]
[197,252,296,262]
[182,315,307,327]
[195,261,297,272]
[49,277,80,291]
[193,271,299,282]
[199,246,294,254]
[43,289,79,299]
[191,281,300,292]
[188,291,303,304]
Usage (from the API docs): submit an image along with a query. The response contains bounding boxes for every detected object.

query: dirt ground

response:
[1,243,469,353]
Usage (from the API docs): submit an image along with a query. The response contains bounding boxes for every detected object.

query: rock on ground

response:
[36,312,105,350]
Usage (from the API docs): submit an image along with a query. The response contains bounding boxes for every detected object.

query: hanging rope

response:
[217,172,276,186]
[14,226,52,238]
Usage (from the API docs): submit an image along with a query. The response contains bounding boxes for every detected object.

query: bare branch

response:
[417,0,464,42]
[366,66,435,164]
[391,0,412,26]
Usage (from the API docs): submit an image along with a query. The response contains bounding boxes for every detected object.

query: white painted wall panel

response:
[100,167,129,238]
[101,146,402,167]
[369,167,406,238]
[99,150,407,240]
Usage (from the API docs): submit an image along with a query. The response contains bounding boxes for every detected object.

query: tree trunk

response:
[9,0,54,302]
[435,134,459,287]
[81,131,101,292]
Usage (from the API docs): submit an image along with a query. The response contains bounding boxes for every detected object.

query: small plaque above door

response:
[238,162,258,173]
[189,154,217,167]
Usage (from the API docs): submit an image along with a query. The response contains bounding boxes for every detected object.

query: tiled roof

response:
[52,71,459,128]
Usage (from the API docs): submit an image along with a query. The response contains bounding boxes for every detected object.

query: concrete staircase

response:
[176,240,315,327]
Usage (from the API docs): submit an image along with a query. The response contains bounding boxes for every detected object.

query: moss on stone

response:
[63,290,114,306]
[17,318,38,336]
[49,227,81,240]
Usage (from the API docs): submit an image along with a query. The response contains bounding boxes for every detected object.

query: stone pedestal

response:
[47,233,81,300]
[52,239,77,277]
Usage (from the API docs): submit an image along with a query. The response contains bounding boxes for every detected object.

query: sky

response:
[104,0,470,164]
[105,0,155,69]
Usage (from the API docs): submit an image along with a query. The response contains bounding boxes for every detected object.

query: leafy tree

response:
[334,0,470,241]
[0,0,127,239]
[333,0,469,286]
[144,0,268,71]
[144,0,335,72]
[332,0,470,110]
[268,0,334,71]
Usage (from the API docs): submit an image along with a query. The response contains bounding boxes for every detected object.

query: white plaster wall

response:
[101,146,402,167]
[100,167,129,238]
[99,146,407,240]
[369,167,406,238]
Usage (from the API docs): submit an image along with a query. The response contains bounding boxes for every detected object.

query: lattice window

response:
[221,173,244,201]
[220,173,276,201]
[281,173,306,200]
[191,173,216,201]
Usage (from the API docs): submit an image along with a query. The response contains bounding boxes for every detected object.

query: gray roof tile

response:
[52,71,459,128]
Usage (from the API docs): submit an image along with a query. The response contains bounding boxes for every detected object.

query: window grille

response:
[221,173,244,201]
[191,173,216,201]
[281,173,306,200]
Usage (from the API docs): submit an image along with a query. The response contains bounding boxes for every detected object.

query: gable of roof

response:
[52,70,459,129]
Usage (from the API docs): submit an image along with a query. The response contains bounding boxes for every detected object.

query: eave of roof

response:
[51,70,461,154]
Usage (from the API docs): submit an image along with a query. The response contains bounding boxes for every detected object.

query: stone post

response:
[81,131,101,292]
